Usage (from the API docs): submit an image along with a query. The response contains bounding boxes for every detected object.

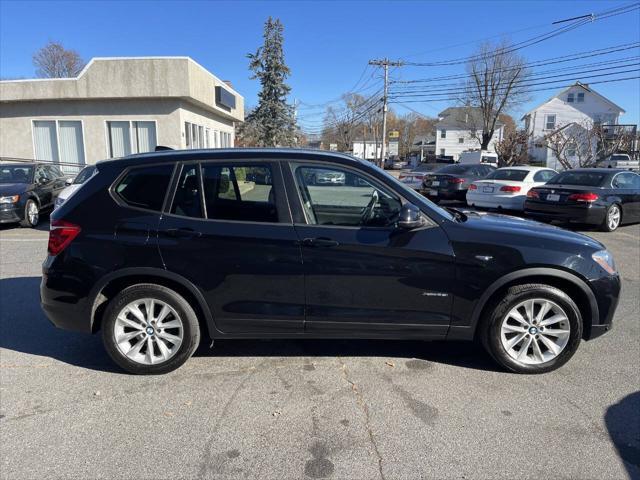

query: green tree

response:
[239,17,297,147]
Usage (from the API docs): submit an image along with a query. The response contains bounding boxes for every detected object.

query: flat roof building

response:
[0,57,244,171]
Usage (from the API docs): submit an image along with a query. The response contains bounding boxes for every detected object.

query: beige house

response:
[0,57,244,171]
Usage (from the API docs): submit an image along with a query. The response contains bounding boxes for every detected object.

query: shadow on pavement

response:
[605,391,640,478]
[0,212,50,232]
[0,276,500,374]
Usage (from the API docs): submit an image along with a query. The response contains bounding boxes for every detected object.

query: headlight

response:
[592,250,616,275]
[0,195,19,204]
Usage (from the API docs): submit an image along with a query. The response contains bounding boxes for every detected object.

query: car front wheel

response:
[20,199,39,227]
[480,284,582,374]
[102,284,201,374]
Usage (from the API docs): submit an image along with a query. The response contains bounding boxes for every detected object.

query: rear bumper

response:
[524,201,607,225]
[467,193,525,210]
[40,268,93,334]
[421,186,466,200]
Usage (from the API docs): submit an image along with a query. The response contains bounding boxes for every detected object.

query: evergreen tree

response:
[240,17,297,147]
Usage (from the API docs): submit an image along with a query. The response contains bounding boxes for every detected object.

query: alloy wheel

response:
[607,205,621,231]
[114,298,184,365]
[500,299,571,365]
[27,202,39,225]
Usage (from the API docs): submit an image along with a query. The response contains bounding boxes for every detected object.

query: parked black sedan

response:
[0,162,68,227]
[524,168,640,231]
[421,163,495,203]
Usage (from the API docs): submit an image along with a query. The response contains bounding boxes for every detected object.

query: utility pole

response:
[369,58,403,167]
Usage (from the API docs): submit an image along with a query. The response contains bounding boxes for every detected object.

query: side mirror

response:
[65,177,74,186]
[398,203,424,230]
[38,177,48,185]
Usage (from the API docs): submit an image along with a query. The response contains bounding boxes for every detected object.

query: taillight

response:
[399,175,407,180]
[500,185,521,192]
[527,190,540,199]
[469,184,478,190]
[568,192,599,203]
[448,177,465,184]
[48,219,81,256]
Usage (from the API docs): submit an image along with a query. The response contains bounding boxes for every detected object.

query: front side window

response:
[107,121,157,158]
[294,165,402,227]
[202,164,277,222]
[115,164,173,211]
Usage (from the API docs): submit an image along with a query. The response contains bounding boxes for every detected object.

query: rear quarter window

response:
[115,164,174,211]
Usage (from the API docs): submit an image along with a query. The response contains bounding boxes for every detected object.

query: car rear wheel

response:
[102,284,200,374]
[20,199,39,228]
[601,204,621,232]
[480,284,582,374]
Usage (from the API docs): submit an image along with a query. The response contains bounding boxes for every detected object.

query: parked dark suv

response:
[42,149,621,375]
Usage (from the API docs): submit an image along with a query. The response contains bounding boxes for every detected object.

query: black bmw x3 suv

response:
[42,149,621,375]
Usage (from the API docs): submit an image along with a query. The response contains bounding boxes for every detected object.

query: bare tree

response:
[462,40,531,150]
[545,120,637,170]
[495,129,531,167]
[33,41,85,78]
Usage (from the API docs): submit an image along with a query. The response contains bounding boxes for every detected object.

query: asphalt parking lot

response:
[1,216,638,480]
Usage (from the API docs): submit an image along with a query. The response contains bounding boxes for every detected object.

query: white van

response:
[459,150,499,167]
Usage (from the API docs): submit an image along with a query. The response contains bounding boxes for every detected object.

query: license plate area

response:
[483,186,494,193]
[547,194,560,201]
[432,181,440,186]
[429,189,438,196]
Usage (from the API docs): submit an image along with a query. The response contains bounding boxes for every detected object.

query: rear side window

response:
[612,172,638,189]
[533,170,557,182]
[115,164,173,211]
[202,164,278,223]
[171,165,202,218]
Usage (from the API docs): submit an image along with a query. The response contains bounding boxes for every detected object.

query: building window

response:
[458,137,464,144]
[567,93,575,103]
[577,92,585,103]
[107,121,156,158]
[545,114,556,131]
[566,145,577,157]
[32,120,86,171]
[440,148,445,156]
[440,130,446,139]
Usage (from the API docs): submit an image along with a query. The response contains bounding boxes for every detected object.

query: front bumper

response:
[586,273,621,340]
[524,201,607,225]
[0,205,22,224]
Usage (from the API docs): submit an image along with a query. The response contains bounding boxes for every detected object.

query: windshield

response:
[436,164,469,174]
[0,165,34,184]
[547,171,606,187]
[486,169,529,181]
[73,166,96,184]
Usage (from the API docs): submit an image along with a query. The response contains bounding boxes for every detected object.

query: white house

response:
[434,107,504,160]
[522,82,625,169]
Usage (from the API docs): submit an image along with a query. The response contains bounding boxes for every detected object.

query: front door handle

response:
[165,228,202,239]
[301,237,339,248]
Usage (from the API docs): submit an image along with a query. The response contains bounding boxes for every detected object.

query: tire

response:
[479,284,583,374]
[101,283,201,375]
[19,199,39,228]
[600,203,621,232]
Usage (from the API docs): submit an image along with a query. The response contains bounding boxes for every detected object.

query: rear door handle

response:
[165,228,202,239]
[301,237,339,248]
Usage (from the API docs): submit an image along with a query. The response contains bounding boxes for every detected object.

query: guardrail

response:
[0,157,85,176]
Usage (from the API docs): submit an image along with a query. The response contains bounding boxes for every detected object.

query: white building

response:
[434,107,504,160]
[0,57,244,170]
[522,82,625,169]
[352,140,385,161]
